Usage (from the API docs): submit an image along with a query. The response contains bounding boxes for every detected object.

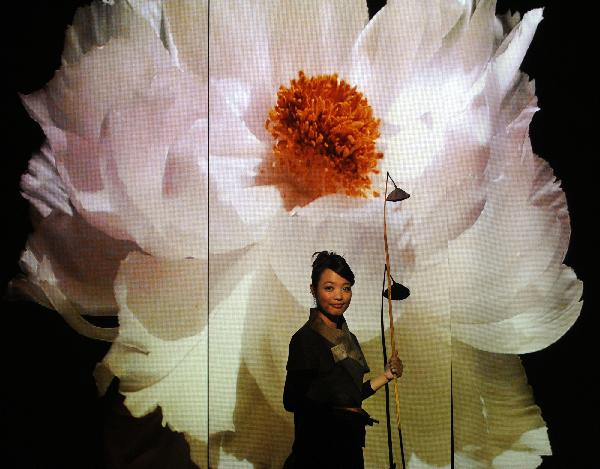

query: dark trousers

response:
[283,409,366,469]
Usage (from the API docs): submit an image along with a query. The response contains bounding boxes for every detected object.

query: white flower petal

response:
[101,248,259,450]
[15,210,135,321]
[113,252,206,341]
[492,8,543,97]
[239,258,306,419]
[449,126,582,353]
[350,0,444,117]
[126,0,164,38]
[491,450,542,468]
[215,447,255,468]
[100,252,207,438]
[110,333,207,438]
[20,142,72,218]
[24,23,172,140]
[406,452,451,469]
[266,0,368,86]
[92,73,207,257]
[209,248,279,436]
[440,0,497,81]
[452,340,550,467]
[209,155,283,255]
[209,80,271,158]
[209,0,273,85]
[13,244,118,341]
[215,361,294,468]
[164,0,208,79]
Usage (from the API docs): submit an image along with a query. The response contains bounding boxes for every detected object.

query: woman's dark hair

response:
[311,251,355,286]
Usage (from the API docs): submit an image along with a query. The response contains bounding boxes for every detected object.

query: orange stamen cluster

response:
[265,71,383,199]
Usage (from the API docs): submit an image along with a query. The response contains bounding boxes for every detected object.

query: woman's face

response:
[312,268,353,317]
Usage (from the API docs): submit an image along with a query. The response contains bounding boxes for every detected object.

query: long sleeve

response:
[361,380,375,401]
[283,331,322,412]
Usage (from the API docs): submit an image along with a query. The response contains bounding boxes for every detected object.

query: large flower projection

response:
[12,0,583,467]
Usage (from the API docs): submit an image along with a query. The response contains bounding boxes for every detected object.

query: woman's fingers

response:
[385,353,404,378]
[387,355,404,377]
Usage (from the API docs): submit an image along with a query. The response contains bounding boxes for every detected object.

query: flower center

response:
[265,71,382,201]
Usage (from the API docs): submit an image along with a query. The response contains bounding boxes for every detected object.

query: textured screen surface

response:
[2,1,594,468]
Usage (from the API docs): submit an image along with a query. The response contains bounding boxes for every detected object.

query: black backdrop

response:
[1,1,596,468]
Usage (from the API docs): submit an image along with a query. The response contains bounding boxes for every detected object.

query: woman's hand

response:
[370,352,404,392]
[384,352,403,380]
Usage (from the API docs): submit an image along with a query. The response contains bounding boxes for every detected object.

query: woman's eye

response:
[343,287,351,292]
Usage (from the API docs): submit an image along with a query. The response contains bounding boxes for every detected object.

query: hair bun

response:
[310,251,355,286]
[311,250,332,266]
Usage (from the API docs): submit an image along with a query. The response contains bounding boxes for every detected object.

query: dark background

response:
[0,1,596,467]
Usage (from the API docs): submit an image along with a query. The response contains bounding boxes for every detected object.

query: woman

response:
[283,251,403,469]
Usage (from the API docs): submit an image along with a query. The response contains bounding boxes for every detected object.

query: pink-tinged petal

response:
[18,11,213,257]
[25,25,172,140]
[208,0,276,144]
[20,142,72,218]
[15,210,136,318]
[44,68,209,258]
[93,73,207,257]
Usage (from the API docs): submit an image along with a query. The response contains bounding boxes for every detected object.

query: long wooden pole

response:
[383,173,406,469]
[383,175,401,425]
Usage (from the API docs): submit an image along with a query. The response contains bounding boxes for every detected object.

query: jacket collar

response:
[307,308,369,371]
